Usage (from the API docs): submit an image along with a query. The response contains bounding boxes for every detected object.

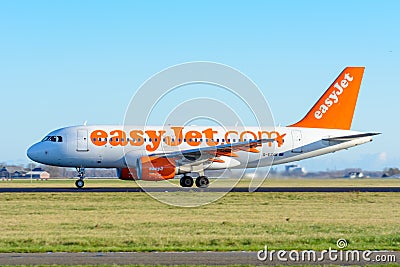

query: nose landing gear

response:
[75,167,85,188]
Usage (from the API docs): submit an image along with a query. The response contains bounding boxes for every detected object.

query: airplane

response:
[27,67,379,188]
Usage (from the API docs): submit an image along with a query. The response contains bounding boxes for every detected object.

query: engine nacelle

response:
[136,156,177,181]
[117,168,139,180]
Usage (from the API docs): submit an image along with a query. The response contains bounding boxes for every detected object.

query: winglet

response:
[289,67,365,130]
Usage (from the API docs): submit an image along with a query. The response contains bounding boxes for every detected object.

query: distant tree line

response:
[1,162,400,179]
[0,163,117,178]
[382,167,400,177]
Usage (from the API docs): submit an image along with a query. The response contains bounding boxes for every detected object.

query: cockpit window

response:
[41,135,63,142]
[41,136,50,142]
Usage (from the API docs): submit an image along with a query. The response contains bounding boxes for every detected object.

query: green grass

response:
[0,191,399,252]
[1,266,399,267]
[3,264,399,267]
[1,177,400,188]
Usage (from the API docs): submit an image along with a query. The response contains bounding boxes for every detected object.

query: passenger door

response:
[77,129,89,152]
[291,130,302,153]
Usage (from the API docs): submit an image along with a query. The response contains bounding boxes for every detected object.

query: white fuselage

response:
[27,125,373,171]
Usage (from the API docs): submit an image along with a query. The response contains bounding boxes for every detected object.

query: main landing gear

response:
[180,175,209,188]
[75,167,85,188]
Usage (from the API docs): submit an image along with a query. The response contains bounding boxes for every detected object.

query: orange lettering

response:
[224,131,238,144]
[258,131,285,147]
[240,130,257,141]
[202,128,218,146]
[130,130,144,146]
[109,130,128,146]
[185,130,202,146]
[164,126,183,146]
[90,130,108,146]
[145,130,166,152]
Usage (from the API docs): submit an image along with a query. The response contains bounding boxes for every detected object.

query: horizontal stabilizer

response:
[322,133,380,142]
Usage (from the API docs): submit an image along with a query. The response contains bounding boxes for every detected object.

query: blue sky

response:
[0,1,399,171]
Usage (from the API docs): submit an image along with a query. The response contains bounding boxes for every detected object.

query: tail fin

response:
[289,67,365,130]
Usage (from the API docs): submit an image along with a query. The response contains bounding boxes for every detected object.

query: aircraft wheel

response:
[195,176,209,188]
[75,179,85,188]
[180,175,194,187]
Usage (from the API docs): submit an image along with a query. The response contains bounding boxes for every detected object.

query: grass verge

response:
[1,177,399,188]
[0,191,399,252]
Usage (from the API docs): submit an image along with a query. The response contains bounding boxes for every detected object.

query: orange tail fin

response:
[289,67,365,130]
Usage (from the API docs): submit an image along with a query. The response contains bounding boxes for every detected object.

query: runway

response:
[1,186,400,193]
[0,251,398,266]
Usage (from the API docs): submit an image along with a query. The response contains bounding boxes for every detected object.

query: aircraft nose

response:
[27,143,42,162]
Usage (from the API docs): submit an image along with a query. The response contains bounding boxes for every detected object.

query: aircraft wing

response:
[147,138,275,164]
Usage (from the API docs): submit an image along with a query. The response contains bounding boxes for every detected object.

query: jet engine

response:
[116,167,138,180]
[136,156,177,181]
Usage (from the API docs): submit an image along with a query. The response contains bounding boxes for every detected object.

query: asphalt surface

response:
[1,186,400,193]
[0,251,398,266]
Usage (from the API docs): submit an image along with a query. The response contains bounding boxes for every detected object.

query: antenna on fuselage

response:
[83,120,87,126]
